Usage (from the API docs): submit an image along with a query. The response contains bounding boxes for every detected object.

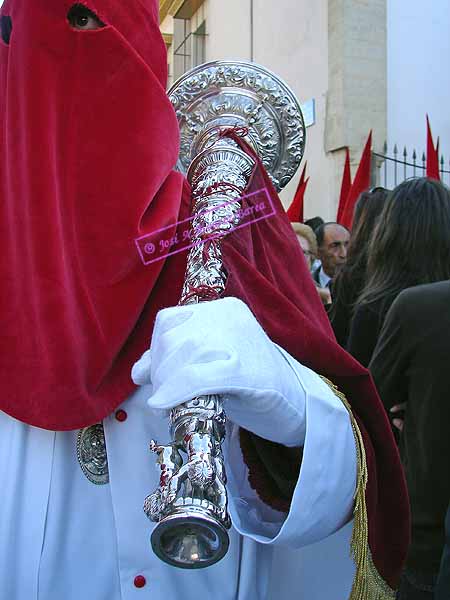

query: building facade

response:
[160,0,450,219]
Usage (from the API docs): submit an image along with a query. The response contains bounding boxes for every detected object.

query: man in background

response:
[313,222,350,292]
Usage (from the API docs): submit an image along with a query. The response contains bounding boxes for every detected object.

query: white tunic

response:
[0,365,357,600]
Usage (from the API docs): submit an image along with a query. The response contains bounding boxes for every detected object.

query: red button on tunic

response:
[134,575,146,588]
[115,409,128,422]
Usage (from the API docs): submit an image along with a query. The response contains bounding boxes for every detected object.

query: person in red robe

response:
[0,2,409,599]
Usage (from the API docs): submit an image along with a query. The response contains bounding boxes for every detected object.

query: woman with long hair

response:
[330,187,388,346]
[347,177,450,367]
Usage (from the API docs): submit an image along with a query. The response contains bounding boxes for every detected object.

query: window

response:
[173,18,206,80]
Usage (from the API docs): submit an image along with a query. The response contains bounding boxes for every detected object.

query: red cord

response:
[182,285,222,304]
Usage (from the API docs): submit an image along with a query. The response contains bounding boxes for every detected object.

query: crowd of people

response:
[294,177,450,600]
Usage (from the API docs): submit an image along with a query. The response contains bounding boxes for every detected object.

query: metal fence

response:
[373,142,450,189]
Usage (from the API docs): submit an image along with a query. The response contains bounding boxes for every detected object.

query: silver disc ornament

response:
[169,60,306,192]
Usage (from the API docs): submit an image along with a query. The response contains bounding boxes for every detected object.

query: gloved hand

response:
[132,297,307,447]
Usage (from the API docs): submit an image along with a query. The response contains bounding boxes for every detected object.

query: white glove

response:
[132,297,307,447]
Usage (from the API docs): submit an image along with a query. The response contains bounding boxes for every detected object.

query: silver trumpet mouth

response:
[151,512,230,569]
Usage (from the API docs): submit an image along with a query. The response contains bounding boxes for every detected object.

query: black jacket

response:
[370,281,450,574]
[330,270,364,348]
[346,294,397,367]
[311,265,322,287]
[435,504,450,599]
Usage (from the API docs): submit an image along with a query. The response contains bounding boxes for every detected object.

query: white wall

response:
[252,0,330,219]
[387,0,450,177]
[200,0,330,217]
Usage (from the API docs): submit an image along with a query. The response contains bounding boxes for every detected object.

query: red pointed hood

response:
[0,0,188,429]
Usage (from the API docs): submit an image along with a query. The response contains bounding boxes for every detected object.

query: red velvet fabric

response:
[0,0,191,429]
[220,133,410,589]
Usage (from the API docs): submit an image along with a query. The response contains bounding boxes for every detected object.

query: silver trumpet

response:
[144,60,306,569]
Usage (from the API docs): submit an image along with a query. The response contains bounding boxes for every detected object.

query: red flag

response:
[299,161,307,188]
[340,131,372,229]
[426,115,440,180]
[287,162,308,223]
[337,147,352,223]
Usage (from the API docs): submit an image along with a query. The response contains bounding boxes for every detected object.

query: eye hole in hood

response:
[1,15,12,45]
[67,4,106,31]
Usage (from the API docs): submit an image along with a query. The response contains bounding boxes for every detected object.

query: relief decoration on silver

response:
[77,423,109,485]
[169,60,306,192]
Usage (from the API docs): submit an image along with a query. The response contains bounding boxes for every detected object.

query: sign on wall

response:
[301,99,316,128]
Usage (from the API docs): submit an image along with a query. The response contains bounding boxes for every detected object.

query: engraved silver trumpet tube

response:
[146,135,256,570]
[144,59,306,570]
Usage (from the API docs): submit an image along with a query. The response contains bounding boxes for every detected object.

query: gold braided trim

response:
[320,377,396,600]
